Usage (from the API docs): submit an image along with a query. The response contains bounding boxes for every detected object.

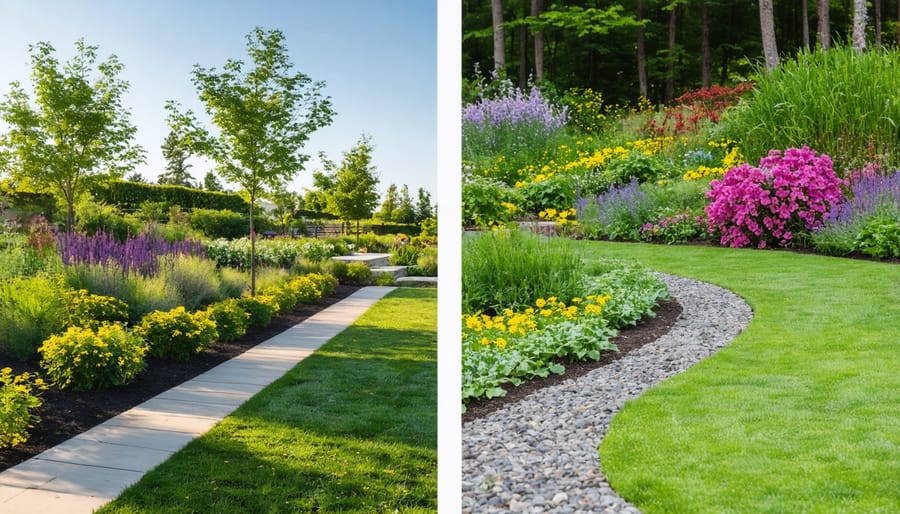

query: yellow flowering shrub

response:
[135,307,218,361]
[39,324,147,391]
[0,367,47,448]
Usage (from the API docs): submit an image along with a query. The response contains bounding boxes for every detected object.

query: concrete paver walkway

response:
[0,286,395,514]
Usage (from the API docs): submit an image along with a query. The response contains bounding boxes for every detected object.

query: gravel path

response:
[461,274,753,513]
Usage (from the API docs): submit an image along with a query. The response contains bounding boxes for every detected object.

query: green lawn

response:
[583,242,900,513]
[98,288,437,513]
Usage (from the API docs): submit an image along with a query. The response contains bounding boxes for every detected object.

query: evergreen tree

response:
[157,130,194,187]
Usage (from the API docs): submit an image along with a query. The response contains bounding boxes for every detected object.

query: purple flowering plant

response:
[705,146,845,248]
[462,72,568,162]
[56,230,205,277]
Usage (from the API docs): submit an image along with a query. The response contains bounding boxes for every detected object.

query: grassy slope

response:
[583,242,900,513]
[98,288,437,513]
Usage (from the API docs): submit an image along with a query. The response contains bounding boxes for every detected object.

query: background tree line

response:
[464,0,894,104]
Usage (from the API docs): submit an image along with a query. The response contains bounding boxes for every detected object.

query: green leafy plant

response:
[343,262,373,286]
[0,274,67,361]
[38,323,147,391]
[65,289,130,330]
[390,244,421,266]
[206,299,250,343]
[158,254,222,310]
[0,367,47,448]
[135,307,218,361]
[854,209,900,258]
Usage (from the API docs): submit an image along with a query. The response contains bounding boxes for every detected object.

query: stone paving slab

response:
[0,286,394,513]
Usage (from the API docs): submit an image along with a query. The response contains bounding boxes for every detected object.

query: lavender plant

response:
[575,178,659,240]
[813,171,900,256]
[56,231,204,277]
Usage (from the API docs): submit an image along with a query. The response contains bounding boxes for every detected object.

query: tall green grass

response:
[462,229,583,313]
[720,44,900,174]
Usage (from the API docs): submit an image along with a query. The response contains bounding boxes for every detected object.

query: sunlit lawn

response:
[98,288,437,513]
[586,242,900,513]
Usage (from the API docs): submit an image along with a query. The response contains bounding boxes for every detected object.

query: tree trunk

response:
[636,0,648,98]
[519,21,527,87]
[817,0,830,49]
[897,0,900,46]
[700,0,710,88]
[665,6,677,104]
[531,0,544,82]
[759,0,779,71]
[852,0,867,50]
[492,0,505,73]
[249,194,257,296]
[874,0,882,49]
[801,0,810,49]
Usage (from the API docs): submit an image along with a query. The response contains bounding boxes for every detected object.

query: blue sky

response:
[0,0,437,197]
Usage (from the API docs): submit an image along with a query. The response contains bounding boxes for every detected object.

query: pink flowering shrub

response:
[705,146,845,248]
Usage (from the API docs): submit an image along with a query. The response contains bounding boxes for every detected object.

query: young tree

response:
[636,0,648,98]
[203,170,223,191]
[331,135,380,244]
[759,0,779,70]
[394,185,417,224]
[157,130,194,187]
[376,183,400,222]
[415,187,435,222]
[0,40,145,231]
[167,27,334,294]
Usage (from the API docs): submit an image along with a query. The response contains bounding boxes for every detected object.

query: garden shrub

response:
[854,206,900,258]
[237,295,280,328]
[409,246,438,276]
[65,289,129,330]
[329,259,349,283]
[189,208,249,239]
[462,229,583,313]
[0,275,67,361]
[38,324,147,391]
[705,146,844,248]
[462,175,521,227]
[159,254,222,310]
[303,272,337,297]
[639,209,708,245]
[0,367,47,448]
[259,283,299,312]
[218,266,249,298]
[517,174,577,216]
[390,244,421,266]
[343,262,373,286]
[135,307,218,361]
[75,200,140,242]
[206,299,250,343]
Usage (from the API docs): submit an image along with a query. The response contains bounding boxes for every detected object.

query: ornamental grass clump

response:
[705,146,844,248]
[462,229,584,314]
[39,324,147,391]
[0,367,47,448]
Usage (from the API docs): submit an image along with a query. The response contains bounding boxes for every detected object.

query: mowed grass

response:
[98,288,437,513]
[582,242,900,513]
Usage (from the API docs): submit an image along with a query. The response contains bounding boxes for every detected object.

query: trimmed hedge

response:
[91,180,249,212]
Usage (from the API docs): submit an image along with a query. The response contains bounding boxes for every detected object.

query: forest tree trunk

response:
[637,0,648,98]
[817,0,830,50]
[852,0,867,51]
[759,0,779,71]
[531,0,544,82]
[492,0,505,72]
[701,0,710,88]
[665,5,677,104]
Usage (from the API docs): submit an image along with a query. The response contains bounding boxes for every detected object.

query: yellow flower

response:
[478,337,491,346]
[494,338,508,350]
[535,298,546,308]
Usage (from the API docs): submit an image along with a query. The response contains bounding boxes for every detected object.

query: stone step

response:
[396,276,437,287]
[331,253,391,268]
[371,266,408,279]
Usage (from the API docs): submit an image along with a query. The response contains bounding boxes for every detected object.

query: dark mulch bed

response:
[462,297,683,424]
[0,284,361,473]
